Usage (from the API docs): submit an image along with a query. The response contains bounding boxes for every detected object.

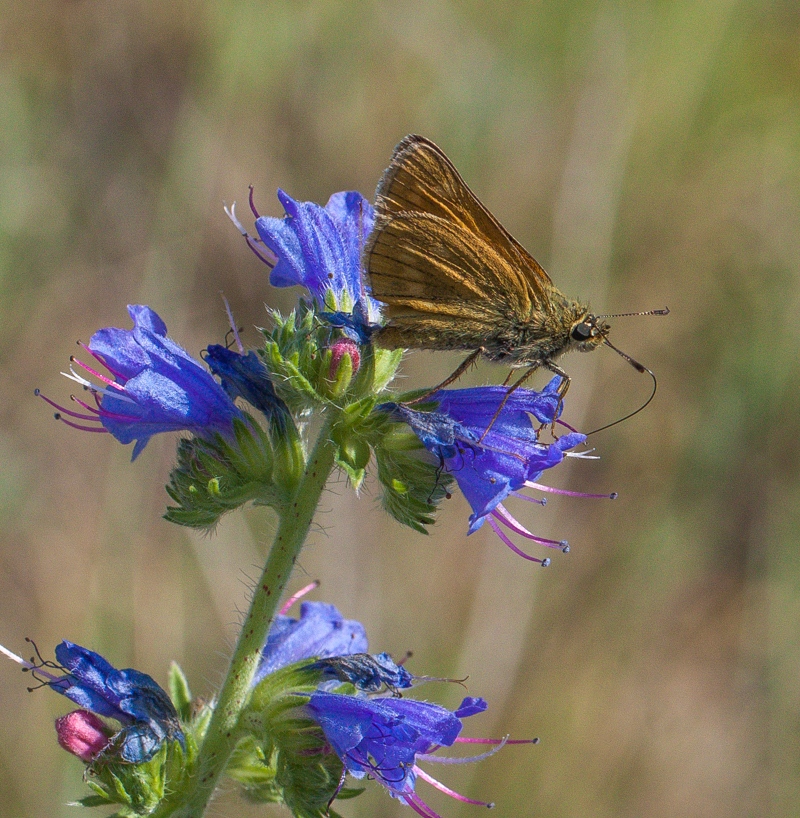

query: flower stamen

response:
[414,766,494,807]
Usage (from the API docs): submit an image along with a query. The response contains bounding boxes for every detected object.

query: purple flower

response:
[45,641,183,764]
[382,377,611,563]
[254,600,368,686]
[308,692,512,816]
[38,305,244,459]
[255,189,378,315]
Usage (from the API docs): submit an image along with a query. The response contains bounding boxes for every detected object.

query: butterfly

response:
[364,134,663,402]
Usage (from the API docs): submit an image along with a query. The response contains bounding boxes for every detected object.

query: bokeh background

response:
[1,1,797,816]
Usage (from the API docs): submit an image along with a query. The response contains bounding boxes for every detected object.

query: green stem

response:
[175,416,338,817]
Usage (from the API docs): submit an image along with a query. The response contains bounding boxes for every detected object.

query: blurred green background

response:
[0,1,797,816]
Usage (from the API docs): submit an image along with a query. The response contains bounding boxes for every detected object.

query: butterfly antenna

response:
[594,307,670,319]
[585,339,658,436]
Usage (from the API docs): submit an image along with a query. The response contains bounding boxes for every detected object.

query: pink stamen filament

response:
[487,517,549,565]
[56,419,108,433]
[492,504,568,549]
[70,396,101,415]
[77,343,127,382]
[69,357,125,390]
[406,793,444,818]
[279,580,320,615]
[36,391,99,422]
[525,481,617,500]
[456,736,538,746]
[248,184,260,218]
[509,492,546,506]
[414,766,494,808]
[556,418,579,433]
[220,191,278,268]
[245,235,277,268]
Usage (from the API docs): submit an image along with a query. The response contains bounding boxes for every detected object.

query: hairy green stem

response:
[175,416,338,817]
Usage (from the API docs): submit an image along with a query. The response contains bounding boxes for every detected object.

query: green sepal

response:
[371,347,404,393]
[70,795,114,808]
[223,662,364,817]
[76,735,196,817]
[367,412,453,534]
[329,397,378,489]
[318,346,354,399]
[167,662,192,723]
[164,414,300,529]
[262,304,325,414]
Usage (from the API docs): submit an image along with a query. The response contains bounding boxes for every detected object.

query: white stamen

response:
[0,642,31,668]
[566,449,600,460]
[62,367,137,405]
[0,642,61,683]
[224,201,248,236]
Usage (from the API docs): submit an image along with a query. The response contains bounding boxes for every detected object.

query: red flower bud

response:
[328,338,360,380]
[55,709,111,762]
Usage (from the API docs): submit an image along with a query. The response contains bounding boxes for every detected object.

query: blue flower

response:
[306,652,414,694]
[382,377,603,563]
[203,344,290,430]
[47,641,184,764]
[307,692,504,815]
[39,305,244,459]
[253,190,381,328]
[254,600,368,686]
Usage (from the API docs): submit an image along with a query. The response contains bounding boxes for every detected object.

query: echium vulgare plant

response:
[5,181,616,818]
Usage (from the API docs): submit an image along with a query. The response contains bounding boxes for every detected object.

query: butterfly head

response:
[570,314,610,352]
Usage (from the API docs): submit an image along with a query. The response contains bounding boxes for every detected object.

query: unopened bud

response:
[324,338,361,397]
[55,709,111,762]
[329,338,360,380]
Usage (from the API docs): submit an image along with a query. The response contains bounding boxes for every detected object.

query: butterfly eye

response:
[571,322,593,341]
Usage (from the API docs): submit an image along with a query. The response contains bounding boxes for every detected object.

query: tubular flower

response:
[203,344,290,431]
[382,377,607,564]
[5,640,184,764]
[306,652,414,694]
[39,305,244,459]
[307,692,521,817]
[256,190,378,312]
[254,599,368,686]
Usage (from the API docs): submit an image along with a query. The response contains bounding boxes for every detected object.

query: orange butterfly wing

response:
[365,134,555,329]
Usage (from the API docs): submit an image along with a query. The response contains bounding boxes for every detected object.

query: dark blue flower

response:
[254,190,381,325]
[40,305,244,460]
[254,601,368,686]
[307,692,498,815]
[382,378,598,563]
[203,344,290,430]
[306,652,413,693]
[48,640,184,764]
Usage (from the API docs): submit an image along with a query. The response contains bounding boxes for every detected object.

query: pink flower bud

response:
[328,338,360,380]
[55,709,111,762]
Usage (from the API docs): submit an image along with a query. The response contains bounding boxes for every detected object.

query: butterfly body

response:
[364,135,609,379]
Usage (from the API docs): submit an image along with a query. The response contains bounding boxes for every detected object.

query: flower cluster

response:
[247,591,534,817]
[20,172,619,818]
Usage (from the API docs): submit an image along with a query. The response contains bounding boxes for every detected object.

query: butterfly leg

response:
[542,361,570,434]
[477,364,541,443]
[407,348,485,404]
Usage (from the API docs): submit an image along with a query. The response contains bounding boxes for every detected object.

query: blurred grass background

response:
[0,1,797,816]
